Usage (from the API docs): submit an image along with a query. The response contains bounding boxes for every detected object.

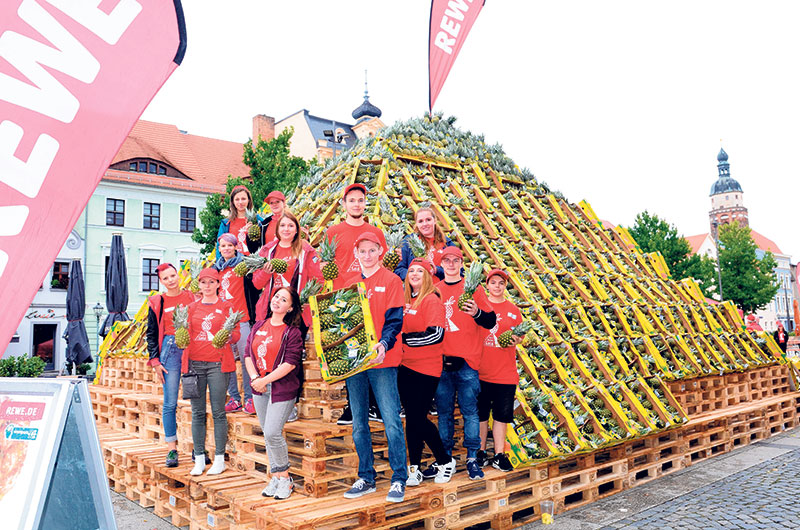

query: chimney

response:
[252,114,275,146]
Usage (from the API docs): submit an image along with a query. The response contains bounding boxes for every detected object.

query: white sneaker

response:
[190,454,206,476]
[262,475,279,497]
[406,465,423,486]
[207,454,226,475]
[434,458,457,484]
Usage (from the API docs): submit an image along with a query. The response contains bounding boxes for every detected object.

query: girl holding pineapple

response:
[242,286,305,500]
[214,234,256,415]
[399,258,456,486]
[145,263,196,468]
[477,269,524,472]
[394,207,455,281]
[181,268,242,476]
[216,186,284,259]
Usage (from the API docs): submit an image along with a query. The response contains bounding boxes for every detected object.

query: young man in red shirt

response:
[478,269,523,472]
[429,247,496,481]
[342,232,408,503]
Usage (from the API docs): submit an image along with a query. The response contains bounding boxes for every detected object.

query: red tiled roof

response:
[685,234,709,254]
[107,120,249,192]
[686,230,783,255]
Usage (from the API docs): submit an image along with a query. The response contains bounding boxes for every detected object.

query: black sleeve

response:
[474,309,496,330]
[402,326,445,347]
[146,307,160,362]
[242,274,261,324]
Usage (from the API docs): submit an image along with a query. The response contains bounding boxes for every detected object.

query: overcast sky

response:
[142,1,800,259]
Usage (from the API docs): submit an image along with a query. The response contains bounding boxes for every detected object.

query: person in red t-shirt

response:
[183,268,241,477]
[430,246,497,481]
[243,286,305,500]
[774,322,789,352]
[261,190,287,244]
[323,183,387,291]
[215,233,255,415]
[145,263,196,468]
[341,232,408,503]
[399,258,455,486]
[394,207,456,281]
[478,269,523,473]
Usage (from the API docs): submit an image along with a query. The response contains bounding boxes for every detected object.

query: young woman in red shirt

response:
[394,207,455,281]
[477,269,524,472]
[400,258,457,485]
[183,268,241,476]
[243,286,305,500]
[145,263,196,468]
[215,233,255,415]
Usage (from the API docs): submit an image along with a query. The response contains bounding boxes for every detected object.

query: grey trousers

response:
[189,360,228,456]
[253,388,295,473]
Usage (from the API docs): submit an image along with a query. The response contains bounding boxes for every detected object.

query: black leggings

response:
[398,365,450,467]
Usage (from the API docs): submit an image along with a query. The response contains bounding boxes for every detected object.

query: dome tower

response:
[709,148,748,237]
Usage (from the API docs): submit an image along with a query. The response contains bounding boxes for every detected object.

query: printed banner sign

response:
[0,0,186,354]
[428,0,485,111]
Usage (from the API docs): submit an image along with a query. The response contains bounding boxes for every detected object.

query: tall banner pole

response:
[428,0,485,111]
[0,0,187,354]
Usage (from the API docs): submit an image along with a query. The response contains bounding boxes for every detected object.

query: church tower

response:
[709,148,748,238]
[351,70,385,140]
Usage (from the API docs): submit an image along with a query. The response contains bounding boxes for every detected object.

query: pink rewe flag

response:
[428,0,485,111]
[0,0,186,354]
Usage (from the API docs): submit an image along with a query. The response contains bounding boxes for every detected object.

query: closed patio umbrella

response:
[99,233,129,338]
[64,259,92,367]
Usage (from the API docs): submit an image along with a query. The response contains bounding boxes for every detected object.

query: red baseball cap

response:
[197,268,220,282]
[409,258,436,276]
[486,269,509,282]
[343,183,367,198]
[265,190,286,203]
[353,232,382,249]
[440,246,463,260]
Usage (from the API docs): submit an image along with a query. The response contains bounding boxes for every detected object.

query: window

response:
[51,261,70,289]
[149,162,157,173]
[104,255,110,280]
[129,162,137,171]
[127,159,168,175]
[143,202,160,230]
[180,206,196,233]
[106,198,124,226]
[139,161,147,172]
[142,258,160,291]
[158,166,167,175]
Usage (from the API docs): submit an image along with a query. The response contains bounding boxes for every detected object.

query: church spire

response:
[352,69,382,121]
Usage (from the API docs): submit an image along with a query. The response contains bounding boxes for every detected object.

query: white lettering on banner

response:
[434,0,474,54]
[0,120,59,198]
[0,205,30,236]
[44,0,143,45]
[0,251,7,278]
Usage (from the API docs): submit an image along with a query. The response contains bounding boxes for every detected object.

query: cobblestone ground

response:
[525,429,800,530]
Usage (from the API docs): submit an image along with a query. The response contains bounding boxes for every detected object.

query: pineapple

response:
[233,260,249,277]
[382,230,404,270]
[246,208,261,241]
[458,261,484,310]
[348,310,364,328]
[319,237,339,281]
[407,233,427,259]
[497,320,532,348]
[328,358,351,377]
[299,279,323,306]
[271,258,288,274]
[188,259,202,293]
[234,252,268,277]
[211,309,244,348]
[173,305,190,349]
[320,312,335,329]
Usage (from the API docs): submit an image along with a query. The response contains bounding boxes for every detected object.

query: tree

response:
[192,127,310,254]
[627,211,717,297]
[717,223,779,314]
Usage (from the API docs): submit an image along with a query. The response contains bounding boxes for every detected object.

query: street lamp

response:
[711,221,724,302]
[323,120,350,160]
[93,302,104,354]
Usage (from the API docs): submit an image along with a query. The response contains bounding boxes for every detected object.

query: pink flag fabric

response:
[0,0,186,354]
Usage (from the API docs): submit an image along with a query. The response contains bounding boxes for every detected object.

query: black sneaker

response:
[166,450,178,468]
[420,465,438,480]
[475,449,489,468]
[337,406,353,425]
[429,402,437,416]
[191,449,210,463]
[491,453,513,472]
[368,406,383,423]
[399,406,406,418]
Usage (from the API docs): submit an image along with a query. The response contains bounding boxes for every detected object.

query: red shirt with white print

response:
[478,298,522,385]
[347,267,403,369]
[185,299,240,364]
[228,218,250,255]
[250,321,286,376]
[270,245,298,289]
[161,291,197,336]
[326,221,387,290]
[401,292,445,377]
[423,237,448,268]
[434,280,491,371]
[219,266,248,316]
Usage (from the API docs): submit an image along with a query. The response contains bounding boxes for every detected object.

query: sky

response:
[142,1,800,259]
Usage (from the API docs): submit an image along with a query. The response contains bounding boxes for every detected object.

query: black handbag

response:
[181,371,200,399]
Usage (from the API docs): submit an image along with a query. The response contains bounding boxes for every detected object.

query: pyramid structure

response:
[289,113,785,465]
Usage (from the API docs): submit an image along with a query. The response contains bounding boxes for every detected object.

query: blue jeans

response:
[346,367,407,483]
[435,362,481,459]
[160,335,182,443]
[227,321,252,402]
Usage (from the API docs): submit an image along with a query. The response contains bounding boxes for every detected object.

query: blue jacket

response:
[215,214,272,260]
[394,234,456,281]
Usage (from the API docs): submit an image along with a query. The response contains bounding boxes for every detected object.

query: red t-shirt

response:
[478,298,523,385]
[347,267,404,369]
[250,321,286,376]
[423,237,447,268]
[401,292,445,377]
[186,299,239,363]
[160,291,196,336]
[270,245,298,289]
[264,216,280,243]
[228,218,250,255]
[327,221,387,290]
[219,266,248,316]
[434,280,491,371]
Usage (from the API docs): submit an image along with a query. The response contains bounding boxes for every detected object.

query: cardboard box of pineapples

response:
[309,283,379,383]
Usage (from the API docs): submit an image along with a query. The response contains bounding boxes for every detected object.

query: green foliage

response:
[192,127,312,254]
[717,223,779,313]
[0,355,46,377]
[627,211,716,296]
